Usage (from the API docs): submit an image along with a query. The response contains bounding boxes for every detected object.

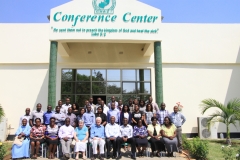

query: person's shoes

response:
[112,155,117,159]
[65,153,70,158]
[90,157,95,160]
[131,154,136,160]
[117,153,122,159]
[100,157,104,160]
[179,150,182,154]
[106,155,111,159]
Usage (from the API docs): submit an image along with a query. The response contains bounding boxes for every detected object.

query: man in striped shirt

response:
[156,102,170,125]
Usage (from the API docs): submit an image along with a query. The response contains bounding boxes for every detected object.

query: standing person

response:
[170,106,186,153]
[105,116,120,159]
[29,103,44,127]
[107,96,118,108]
[133,120,148,157]
[74,120,88,160]
[148,96,159,113]
[62,98,72,114]
[132,105,145,127]
[107,102,120,124]
[139,100,146,112]
[145,104,155,125]
[147,117,165,157]
[156,102,170,125]
[45,117,59,159]
[120,105,132,125]
[89,97,96,113]
[95,97,102,112]
[30,118,46,159]
[19,108,31,126]
[100,100,109,115]
[43,105,53,127]
[72,103,79,116]
[65,107,77,128]
[117,100,123,111]
[84,100,94,113]
[128,99,133,113]
[77,108,85,122]
[82,105,95,129]
[95,106,107,126]
[89,97,94,106]
[90,117,105,160]
[117,118,136,159]
[161,117,178,157]
[56,100,65,114]
[52,106,66,128]
[58,118,75,160]
[12,118,31,159]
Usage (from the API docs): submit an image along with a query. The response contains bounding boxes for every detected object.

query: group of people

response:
[12,96,186,160]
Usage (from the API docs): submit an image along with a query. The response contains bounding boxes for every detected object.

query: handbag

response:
[13,136,24,146]
[71,139,76,147]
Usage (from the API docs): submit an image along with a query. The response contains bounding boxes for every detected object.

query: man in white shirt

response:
[117,117,136,159]
[55,100,65,113]
[29,103,44,127]
[95,100,109,115]
[107,96,118,108]
[84,100,95,113]
[105,116,120,159]
[58,118,74,160]
[62,98,72,114]
[19,108,31,126]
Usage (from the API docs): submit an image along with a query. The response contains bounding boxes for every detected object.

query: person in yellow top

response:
[160,117,178,157]
[147,117,165,157]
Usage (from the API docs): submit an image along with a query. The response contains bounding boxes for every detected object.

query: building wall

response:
[0,23,240,135]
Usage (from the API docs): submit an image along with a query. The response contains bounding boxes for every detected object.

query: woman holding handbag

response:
[12,118,31,159]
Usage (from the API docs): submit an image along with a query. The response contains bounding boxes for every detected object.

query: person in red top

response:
[30,118,46,159]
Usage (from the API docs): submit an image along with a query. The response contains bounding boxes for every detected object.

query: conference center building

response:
[1,0,240,139]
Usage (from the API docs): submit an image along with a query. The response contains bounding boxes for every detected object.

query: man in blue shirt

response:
[83,105,95,128]
[90,117,105,160]
[107,102,120,124]
[170,106,186,153]
[43,105,53,126]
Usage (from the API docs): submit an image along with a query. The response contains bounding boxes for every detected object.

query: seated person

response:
[95,106,107,126]
[147,117,165,157]
[58,118,75,160]
[45,117,59,159]
[30,118,46,159]
[161,117,178,157]
[133,119,148,158]
[74,120,88,160]
[117,118,136,159]
[90,117,105,160]
[105,116,120,159]
[12,118,31,159]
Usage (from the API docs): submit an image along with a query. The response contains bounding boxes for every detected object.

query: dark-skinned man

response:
[19,108,31,126]
[29,103,44,127]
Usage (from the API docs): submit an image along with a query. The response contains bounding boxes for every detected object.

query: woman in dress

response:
[45,117,59,159]
[12,118,31,159]
[133,119,148,157]
[132,105,145,127]
[77,108,85,122]
[161,116,178,157]
[120,105,131,125]
[30,118,46,159]
[95,106,107,126]
[147,117,165,157]
[139,100,146,112]
[144,104,155,125]
[74,120,89,160]
[72,103,79,116]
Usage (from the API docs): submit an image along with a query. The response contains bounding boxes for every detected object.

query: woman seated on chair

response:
[133,119,148,157]
[45,117,59,159]
[147,117,165,157]
[74,119,89,160]
[160,116,178,157]
[30,118,46,159]
[12,118,31,159]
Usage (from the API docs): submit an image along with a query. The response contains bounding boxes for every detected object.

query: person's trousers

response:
[148,138,165,152]
[91,139,105,155]
[117,137,136,153]
[106,138,118,156]
[176,127,182,150]
[60,139,72,155]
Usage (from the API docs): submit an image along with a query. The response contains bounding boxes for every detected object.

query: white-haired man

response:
[90,117,105,160]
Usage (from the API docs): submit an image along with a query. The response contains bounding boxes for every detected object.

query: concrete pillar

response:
[48,41,58,108]
[154,41,163,106]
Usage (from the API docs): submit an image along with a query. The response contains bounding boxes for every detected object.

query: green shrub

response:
[221,145,235,160]
[0,142,6,160]
[234,148,240,160]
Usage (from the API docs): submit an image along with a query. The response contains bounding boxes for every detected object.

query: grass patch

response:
[3,141,12,156]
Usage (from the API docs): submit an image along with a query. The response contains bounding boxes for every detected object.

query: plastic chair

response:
[29,143,46,158]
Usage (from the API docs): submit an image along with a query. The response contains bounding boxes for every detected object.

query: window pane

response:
[137,82,151,94]
[107,70,120,81]
[92,82,106,94]
[122,70,136,81]
[107,82,121,94]
[77,69,91,81]
[62,69,74,81]
[137,69,151,81]
[76,95,90,108]
[61,95,75,104]
[92,69,106,81]
[123,82,136,94]
[61,82,75,94]
[76,82,91,94]
[122,95,137,105]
